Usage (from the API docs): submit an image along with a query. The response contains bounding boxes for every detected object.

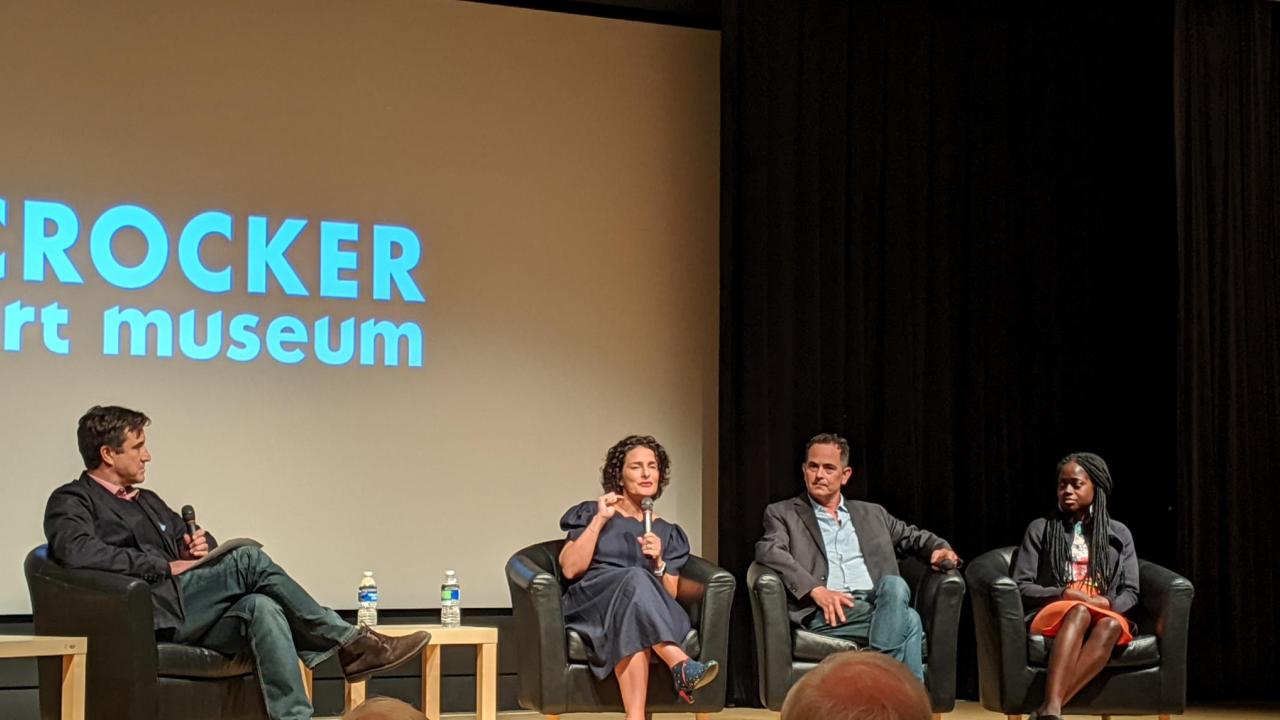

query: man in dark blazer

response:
[754,433,960,681]
[44,405,431,720]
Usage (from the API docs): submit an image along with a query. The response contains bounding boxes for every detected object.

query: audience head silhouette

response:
[781,650,931,720]
[343,696,422,720]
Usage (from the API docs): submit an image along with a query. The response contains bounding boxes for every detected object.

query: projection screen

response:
[0,0,719,612]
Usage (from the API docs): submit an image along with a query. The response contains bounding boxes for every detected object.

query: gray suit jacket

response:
[754,493,951,624]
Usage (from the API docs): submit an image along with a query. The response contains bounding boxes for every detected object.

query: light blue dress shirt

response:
[811,495,875,592]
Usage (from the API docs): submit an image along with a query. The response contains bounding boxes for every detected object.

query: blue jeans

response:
[174,546,359,720]
[803,574,925,681]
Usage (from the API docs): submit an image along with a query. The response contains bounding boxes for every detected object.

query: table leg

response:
[346,679,367,712]
[60,654,86,720]
[475,642,497,720]
[422,644,441,720]
[299,661,313,702]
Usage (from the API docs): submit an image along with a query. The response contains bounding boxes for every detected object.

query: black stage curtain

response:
[1175,0,1280,701]
[719,0,1178,704]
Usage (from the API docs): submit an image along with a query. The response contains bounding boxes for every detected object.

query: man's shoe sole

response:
[344,632,432,683]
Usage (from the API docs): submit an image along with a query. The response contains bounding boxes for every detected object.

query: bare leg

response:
[650,641,690,669]
[1061,617,1124,704]
[615,650,652,720]
[1038,605,1092,717]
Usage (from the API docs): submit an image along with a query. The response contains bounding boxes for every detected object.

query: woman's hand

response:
[596,492,623,520]
[637,532,663,562]
[1062,588,1093,603]
[1086,595,1112,610]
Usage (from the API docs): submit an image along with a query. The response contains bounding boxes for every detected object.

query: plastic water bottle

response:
[357,571,378,628]
[440,570,461,628]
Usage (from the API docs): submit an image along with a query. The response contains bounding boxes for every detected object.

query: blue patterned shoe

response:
[672,659,719,704]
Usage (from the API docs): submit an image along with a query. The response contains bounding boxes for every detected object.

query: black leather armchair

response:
[24,545,269,720]
[748,558,964,716]
[505,540,735,719]
[966,547,1193,719]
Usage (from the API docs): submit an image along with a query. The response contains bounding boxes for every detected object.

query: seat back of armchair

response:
[24,544,161,720]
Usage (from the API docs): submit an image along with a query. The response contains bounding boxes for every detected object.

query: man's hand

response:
[809,586,856,627]
[181,529,210,560]
[930,548,961,570]
[168,559,198,576]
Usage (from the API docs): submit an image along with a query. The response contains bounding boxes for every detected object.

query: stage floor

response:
[325,701,1280,720]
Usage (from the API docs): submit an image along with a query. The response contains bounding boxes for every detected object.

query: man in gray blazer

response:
[754,433,960,681]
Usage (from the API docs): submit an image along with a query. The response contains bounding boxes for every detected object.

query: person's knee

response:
[240,593,285,623]
[875,575,911,606]
[1093,616,1123,642]
[1064,603,1092,627]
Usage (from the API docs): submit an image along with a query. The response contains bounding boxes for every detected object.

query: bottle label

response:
[359,589,379,603]
[441,587,460,602]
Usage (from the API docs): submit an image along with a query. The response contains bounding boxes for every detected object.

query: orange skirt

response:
[1030,600,1133,646]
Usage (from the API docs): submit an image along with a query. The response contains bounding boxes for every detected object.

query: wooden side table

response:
[301,624,498,720]
[0,635,87,720]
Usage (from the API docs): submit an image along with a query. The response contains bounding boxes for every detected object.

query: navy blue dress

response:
[559,501,692,679]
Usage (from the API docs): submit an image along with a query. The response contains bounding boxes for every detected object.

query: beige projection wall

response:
[0,1,719,612]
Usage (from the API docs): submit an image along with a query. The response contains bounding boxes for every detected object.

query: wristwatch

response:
[653,561,667,576]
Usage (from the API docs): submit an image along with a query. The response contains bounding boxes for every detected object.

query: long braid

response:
[1047,452,1116,594]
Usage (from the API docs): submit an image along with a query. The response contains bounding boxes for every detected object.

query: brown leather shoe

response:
[339,627,432,682]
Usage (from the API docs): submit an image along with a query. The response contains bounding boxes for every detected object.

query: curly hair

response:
[77,405,150,469]
[1046,452,1117,594]
[600,435,671,499]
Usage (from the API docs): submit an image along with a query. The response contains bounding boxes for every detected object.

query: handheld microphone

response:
[180,505,199,535]
[640,498,654,534]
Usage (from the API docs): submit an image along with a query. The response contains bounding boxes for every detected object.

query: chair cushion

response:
[157,642,256,679]
[791,627,932,662]
[1028,633,1161,668]
[792,628,859,661]
[567,628,700,663]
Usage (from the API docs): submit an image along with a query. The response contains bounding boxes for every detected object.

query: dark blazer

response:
[754,493,951,624]
[43,472,218,631]
[1011,515,1139,623]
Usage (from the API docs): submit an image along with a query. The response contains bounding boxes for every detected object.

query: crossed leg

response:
[615,642,689,720]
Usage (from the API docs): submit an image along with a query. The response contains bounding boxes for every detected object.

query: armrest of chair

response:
[912,567,964,711]
[748,561,795,710]
[505,549,570,713]
[677,555,735,664]
[965,548,1033,710]
[1138,559,1194,712]
[24,545,160,719]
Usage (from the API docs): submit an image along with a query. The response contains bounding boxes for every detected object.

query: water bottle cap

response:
[363,570,374,576]
[446,569,455,575]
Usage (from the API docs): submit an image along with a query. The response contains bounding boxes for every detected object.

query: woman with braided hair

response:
[1011,452,1140,720]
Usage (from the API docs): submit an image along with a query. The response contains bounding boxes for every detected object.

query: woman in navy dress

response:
[558,435,718,720]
